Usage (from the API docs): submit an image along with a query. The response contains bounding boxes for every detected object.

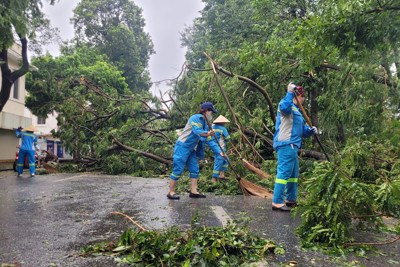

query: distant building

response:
[32,113,73,161]
[0,44,71,170]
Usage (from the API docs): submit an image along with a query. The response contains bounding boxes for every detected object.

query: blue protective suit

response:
[170,114,222,180]
[272,92,313,204]
[15,129,38,175]
[207,124,230,178]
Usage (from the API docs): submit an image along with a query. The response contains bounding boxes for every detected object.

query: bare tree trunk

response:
[0,45,14,112]
[0,38,30,112]
[111,136,173,165]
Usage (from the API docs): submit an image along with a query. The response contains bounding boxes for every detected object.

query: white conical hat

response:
[23,125,39,132]
[213,115,230,124]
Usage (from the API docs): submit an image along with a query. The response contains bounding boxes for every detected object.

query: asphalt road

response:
[0,172,399,266]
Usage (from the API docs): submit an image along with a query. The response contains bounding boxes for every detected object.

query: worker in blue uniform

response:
[208,115,231,183]
[168,102,227,200]
[15,125,40,177]
[272,82,317,211]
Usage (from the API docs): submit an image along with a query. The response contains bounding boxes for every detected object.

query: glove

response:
[311,127,318,134]
[17,126,23,131]
[287,82,297,93]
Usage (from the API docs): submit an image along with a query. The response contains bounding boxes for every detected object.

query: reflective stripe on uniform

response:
[190,122,203,128]
[22,133,36,138]
[171,173,181,178]
[288,178,298,183]
[275,178,288,185]
[213,170,220,174]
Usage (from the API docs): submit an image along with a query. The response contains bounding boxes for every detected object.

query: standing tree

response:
[72,0,154,94]
[0,0,57,112]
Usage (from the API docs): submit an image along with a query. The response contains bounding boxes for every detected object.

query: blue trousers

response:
[17,149,36,175]
[272,144,299,204]
[170,145,199,180]
[212,153,228,178]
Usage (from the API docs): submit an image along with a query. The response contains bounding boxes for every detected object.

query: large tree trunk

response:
[0,45,14,112]
[0,71,13,112]
[0,38,30,112]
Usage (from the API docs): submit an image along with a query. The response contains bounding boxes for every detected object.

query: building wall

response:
[0,129,19,168]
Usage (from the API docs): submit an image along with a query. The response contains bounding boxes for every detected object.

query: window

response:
[37,117,46,124]
[13,79,19,99]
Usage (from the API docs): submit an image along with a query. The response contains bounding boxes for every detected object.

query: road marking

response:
[55,174,88,182]
[211,206,232,227]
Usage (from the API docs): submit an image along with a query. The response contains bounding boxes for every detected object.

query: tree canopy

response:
[177,0,400,150]
[71,0,154,94]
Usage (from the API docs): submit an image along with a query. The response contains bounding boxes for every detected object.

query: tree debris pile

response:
[80,216,277,266]
[295,139,400,248]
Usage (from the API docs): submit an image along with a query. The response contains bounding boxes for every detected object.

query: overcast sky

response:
[42,0,204,95]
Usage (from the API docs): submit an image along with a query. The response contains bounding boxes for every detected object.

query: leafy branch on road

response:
[80,213,278,266]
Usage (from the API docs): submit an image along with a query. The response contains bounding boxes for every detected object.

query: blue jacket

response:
[208,124,230,152]
[273,92,313,149]
[176,114,222,160]
[15,130,38,151]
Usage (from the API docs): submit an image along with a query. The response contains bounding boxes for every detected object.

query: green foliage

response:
[296,139,400,247]
[0,0,56,51]
[81,214,277,266]
[57,163,79,173]
[381,120,400,155]
[177,0,400,158]
[176,174,244,196]
[71,0,154,93]
[26,49,173,175]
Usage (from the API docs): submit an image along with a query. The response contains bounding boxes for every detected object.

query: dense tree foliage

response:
[26,46,173,175]
[71,0,154,94]
[178,0,399,153]
[25,0,165,174]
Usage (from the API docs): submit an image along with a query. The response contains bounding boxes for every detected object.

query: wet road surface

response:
[0,172,399,266]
